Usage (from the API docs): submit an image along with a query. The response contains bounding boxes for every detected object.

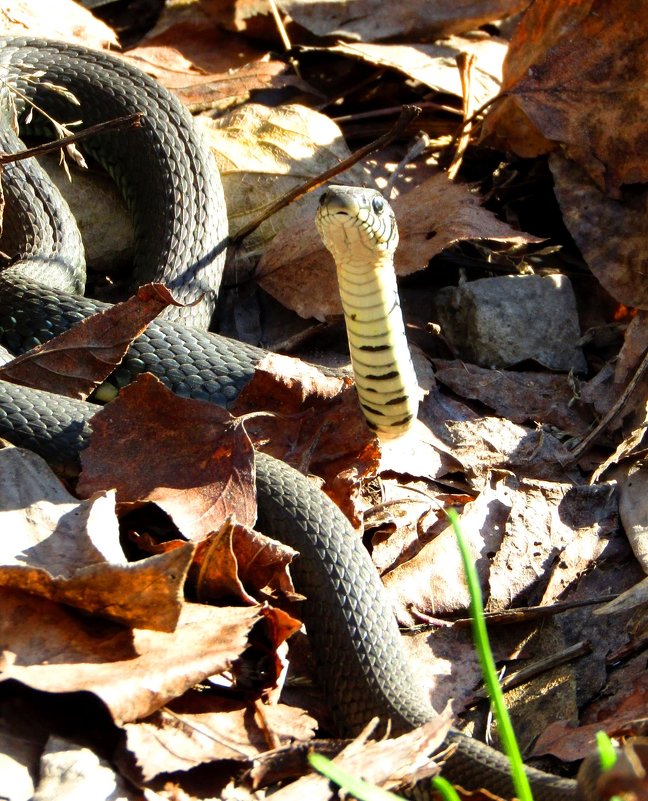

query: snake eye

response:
[318,192,328,206]
[372,196,385,214]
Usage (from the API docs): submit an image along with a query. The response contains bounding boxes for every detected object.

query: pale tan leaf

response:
[201,103,366,256]
[0,0,117,48]
[277,0,526,41]
[329,35,507,108]
[0,447,192,631]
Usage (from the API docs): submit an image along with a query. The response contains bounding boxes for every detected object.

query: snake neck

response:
[336,252,419,438]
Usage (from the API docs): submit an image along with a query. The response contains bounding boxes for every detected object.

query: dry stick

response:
[468,641,593,706]
[230,104,422,246]
[566,346,648,463]
[0,113,143,165]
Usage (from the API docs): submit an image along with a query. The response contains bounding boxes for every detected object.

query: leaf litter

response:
[1,0,648,798]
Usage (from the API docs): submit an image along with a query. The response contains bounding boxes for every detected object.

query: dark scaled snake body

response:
[0,37,586,800]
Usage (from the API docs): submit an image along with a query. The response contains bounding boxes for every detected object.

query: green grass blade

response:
[447,508,533,801]
[308,752,405,801]
[432,775,463,801]
[595,731,618,772]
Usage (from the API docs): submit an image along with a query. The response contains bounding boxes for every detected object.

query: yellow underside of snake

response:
[316,186,419,437]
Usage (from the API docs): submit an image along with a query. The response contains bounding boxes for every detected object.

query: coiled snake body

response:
[0,37,583,801]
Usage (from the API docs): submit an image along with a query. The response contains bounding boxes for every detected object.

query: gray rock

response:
[432,274,587,373]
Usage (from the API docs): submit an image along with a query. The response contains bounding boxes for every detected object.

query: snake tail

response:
[316,186,419,438]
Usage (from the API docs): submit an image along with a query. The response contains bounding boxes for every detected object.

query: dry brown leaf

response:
[492,477,618,609]
[202,103,366,256]
[383,479,510,624]
[276,0,526,41]
[191,518,297,604]
[259,172,540,320]
[124,43,294,113]
[0,587,262,724]
[0,447,193,631]
[384,473,617,623]
[434,359,593,437]
[422,402,580,488]
[0,284,179,400]
[120,693,316,781]
[230,353,379,526]
[78,374,257,539]
[0,0,117,48]
[550,154,648,311]
[329,34,506,108]
[484,0,648,193]
[268,719,446,801]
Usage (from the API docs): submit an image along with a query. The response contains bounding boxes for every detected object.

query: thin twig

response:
[468,641,593,706]
[566,346,648,463]
[230,104,421,246]
[0,113,143,165]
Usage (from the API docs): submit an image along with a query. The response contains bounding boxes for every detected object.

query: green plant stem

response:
[308,752,405,801]
[448,508,533,801]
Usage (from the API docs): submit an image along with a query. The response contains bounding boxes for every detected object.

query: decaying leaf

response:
[0,284,180,400]
[328,34,506,108]
[120,692,316,781]
[78,374,257,539]
[434,359,593,437]
[484,0,648,193]
[550,154,648,311]
[0,447,193,631]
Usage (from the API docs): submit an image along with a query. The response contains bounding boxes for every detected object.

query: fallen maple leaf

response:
[77,373,256,539]
[231,352,379,525]
[484,0,648,193]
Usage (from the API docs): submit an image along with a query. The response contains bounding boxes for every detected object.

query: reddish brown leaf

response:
[125,43,294,112]
[191,519,297,604]
[0,446,193,631]
[77,374,256,539]
[485,0,648,193]
[231,353,379,525]
[550,154,648,310]
[119,692,316,781]
[0,284,179,399]
[0,587,262,724]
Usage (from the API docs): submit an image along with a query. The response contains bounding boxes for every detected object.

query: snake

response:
[316,186,419,438]
[0,36,589,800]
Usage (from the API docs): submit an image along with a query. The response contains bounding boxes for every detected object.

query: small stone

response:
[431,274,587,373]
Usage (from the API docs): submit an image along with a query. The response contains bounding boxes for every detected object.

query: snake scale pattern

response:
[0,36,584,800]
